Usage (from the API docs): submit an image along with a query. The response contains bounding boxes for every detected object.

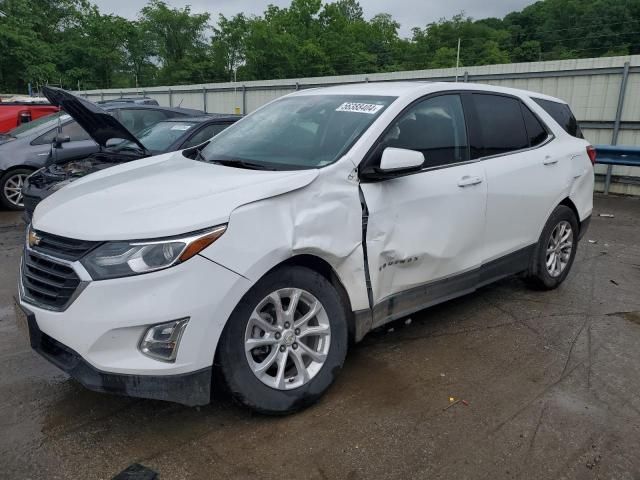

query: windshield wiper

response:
[211,159,277,171]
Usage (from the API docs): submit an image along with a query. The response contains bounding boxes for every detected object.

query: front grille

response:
[21,251,82,310]
[31,230,99,261]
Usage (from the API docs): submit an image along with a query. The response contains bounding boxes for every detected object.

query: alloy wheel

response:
[545,220,573,277]
[3,172,28,207]
[244,288,331,390]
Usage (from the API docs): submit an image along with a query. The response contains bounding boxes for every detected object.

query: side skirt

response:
[355,244,536,337]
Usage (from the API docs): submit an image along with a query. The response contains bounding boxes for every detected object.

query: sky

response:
[92,0,536,37]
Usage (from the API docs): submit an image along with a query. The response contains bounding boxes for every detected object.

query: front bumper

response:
[20,303,212,406]
[19,253,252,405]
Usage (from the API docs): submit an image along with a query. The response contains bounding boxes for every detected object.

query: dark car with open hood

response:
[22,87,240,221]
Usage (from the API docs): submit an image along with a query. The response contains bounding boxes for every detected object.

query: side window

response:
[520,104,549,147]
[117,109,169,134]
[182,123,232,148]
[533,98,583,138]
[472,94,529,157]
[382,94,469,168]
[32,121,91,145]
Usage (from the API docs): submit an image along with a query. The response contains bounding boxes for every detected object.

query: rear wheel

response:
[0,168,32,210]
[526,205,579,290]
[216,266,348,415]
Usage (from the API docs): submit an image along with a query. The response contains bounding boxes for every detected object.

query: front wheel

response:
[0,168,32,210]
[526,205,579,290]
[216,266,348,414]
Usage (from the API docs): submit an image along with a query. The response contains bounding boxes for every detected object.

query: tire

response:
[0,168,32,210]
[216,265,349,415]
[525,205,579,290]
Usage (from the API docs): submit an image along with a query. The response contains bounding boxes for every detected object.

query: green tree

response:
[140,0,210,84]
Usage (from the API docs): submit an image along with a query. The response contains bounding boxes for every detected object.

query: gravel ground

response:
[1,194,639,480]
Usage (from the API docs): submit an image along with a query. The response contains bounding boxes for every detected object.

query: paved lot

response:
[1,194,639,480]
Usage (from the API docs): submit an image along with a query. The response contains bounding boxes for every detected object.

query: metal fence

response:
[81,55,640,195]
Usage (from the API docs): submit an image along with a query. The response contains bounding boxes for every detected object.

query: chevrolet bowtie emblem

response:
[28,230,41,248]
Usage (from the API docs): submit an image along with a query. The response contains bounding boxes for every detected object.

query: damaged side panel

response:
[360,163,488,328]
[200,159,372,336]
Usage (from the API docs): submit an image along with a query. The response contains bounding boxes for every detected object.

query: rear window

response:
[471,94,529,157]
[533,98,583,138]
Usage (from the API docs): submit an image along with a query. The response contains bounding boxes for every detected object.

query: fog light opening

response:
[139,318,190,362]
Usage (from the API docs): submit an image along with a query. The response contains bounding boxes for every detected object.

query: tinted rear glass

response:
[533,98,583,138]
[520,104,548,147]
[472,94,529,157]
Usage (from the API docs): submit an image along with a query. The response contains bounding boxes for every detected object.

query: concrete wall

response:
[81,55,640,195]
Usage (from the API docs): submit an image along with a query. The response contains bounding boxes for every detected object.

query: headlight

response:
[81,225,226,280]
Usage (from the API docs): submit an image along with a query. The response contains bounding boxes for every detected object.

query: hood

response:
[32,151,319,240]
[42,86,148,154]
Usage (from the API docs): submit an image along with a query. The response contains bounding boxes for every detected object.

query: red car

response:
[0,100,59,133]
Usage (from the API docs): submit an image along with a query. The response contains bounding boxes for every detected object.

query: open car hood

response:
[42,86,148,153]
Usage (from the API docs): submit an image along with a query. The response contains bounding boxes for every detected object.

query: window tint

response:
[472,94,529,157]
[182,122,232,148]
[382,94,469,168]
[32,120,92,145]
[533,98,583,138]
[117,109,169,134]
[521,104,548,147]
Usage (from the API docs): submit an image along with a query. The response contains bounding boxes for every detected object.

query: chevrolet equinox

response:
[18,82,594,414]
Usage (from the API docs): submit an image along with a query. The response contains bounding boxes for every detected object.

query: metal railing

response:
[595,145,640,194]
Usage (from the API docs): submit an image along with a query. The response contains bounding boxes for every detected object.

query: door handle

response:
[543,156,558,165]
[457,175,483,187]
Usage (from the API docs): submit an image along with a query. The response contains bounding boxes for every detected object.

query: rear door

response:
[468,93,570,266]
[360,93,487,325]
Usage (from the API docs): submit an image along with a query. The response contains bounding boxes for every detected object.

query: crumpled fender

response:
[199,158,370,317]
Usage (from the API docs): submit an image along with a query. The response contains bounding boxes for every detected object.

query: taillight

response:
[18,111,32,125]
[586,145,596,165]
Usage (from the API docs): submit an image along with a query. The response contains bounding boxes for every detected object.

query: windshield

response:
[9,111,67,137]
[200,95,395,169]
[115,120,198,153]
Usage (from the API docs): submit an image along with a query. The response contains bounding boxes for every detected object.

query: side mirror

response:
[379,147,425,173]
[53,135,71,148]
[360,147,425,181]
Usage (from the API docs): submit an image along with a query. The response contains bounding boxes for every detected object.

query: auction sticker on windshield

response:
[336,102,384,114]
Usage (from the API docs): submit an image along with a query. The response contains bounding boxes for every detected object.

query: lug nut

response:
[284,322,290,328]
[279,345,286,352]
[292,343,298,349]
[294,328,300,335]
[275,332,281,340]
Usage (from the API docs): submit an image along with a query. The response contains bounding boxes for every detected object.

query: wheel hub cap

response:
[244,288,331,390]
[282,330,295,346]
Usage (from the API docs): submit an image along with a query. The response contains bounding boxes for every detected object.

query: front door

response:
[359,94,487,326]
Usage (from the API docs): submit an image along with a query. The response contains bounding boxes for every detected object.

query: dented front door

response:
[361,163,487,319]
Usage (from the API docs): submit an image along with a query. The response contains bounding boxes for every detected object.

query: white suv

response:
[18,82,594,414]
